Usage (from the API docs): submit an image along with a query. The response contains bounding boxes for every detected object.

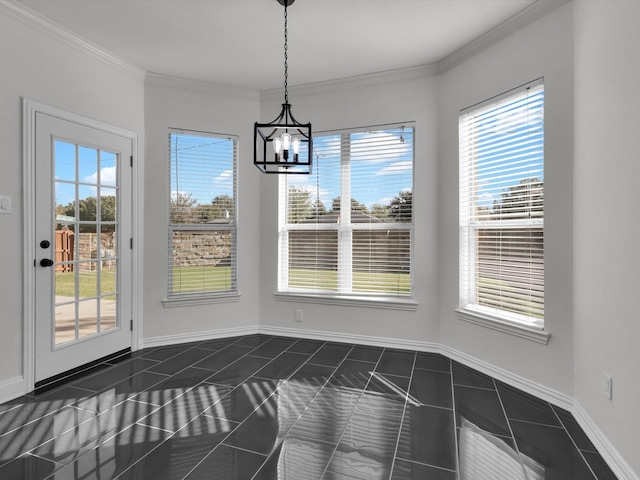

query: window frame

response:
[277,123,416,309]
[164,128,239,306]
[458,79,549,342]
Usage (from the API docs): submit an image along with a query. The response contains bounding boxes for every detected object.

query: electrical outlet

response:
[604,373,613,401]
[295,309,303,322]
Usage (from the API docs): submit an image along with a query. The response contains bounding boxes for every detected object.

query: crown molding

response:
[260,64,438,102]
[260,0,568,100]
[145,72,259,101]
[436,0,570,74]
[0,0,145,80]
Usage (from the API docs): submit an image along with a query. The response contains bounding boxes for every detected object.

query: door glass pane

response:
[100,151,117,186]
[78,262,98,299]
[55,301,76,345]
[78,299,98,339]
[100,227,117,296]
[54,225,75,274]
[101,295,117,332]
[101,187,117,222]
[78,146,98,184]
[78,185,97,223]
[55,182,76,221]
[77,224,97,262]
[55,141,75,181]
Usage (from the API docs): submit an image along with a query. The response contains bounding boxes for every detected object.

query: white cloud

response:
[351,131,412,164]
[492,108,544,135]
[84,165,117,186]
[213,169,233,184]
[375,161,413,176]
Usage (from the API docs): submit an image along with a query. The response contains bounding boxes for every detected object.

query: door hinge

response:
[130,155,133,167]
[130,319,133,331]
[130,238,133,249]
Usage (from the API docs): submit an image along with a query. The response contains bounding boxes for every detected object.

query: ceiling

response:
[15,0,540,91]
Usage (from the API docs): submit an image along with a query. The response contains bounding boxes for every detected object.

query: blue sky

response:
[286,127,414,210]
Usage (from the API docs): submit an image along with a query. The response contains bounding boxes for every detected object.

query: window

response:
[168,129,237,298]
[278,123,414,300]
[459,79,544,329]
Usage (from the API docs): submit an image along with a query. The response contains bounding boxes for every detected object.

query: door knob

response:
[40,240,50,249]
[40,259,54,267]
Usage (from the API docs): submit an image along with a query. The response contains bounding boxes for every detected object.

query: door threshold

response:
[33,348,131,394]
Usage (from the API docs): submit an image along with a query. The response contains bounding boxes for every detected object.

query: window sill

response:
[454,308,550,344]
[275,292,418,311]
[163,293,241,308]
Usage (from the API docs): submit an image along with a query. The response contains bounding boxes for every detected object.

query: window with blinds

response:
[459,79,544,327]
[279,123,414,297]
[168,129,237,297]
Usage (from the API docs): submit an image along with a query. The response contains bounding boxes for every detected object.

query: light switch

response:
[0,195,12,214]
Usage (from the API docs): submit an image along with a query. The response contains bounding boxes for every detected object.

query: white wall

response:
[142,75,261,342]
[573,1,640,475]
[0,9,144,394]
[437,3,575,396]
[258,71,441,344]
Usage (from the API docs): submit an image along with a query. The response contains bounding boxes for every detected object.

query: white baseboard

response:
[440,344,574,411]
[0,376,27,404]
[258,325,441,352]
[573,401,639,480]
[139,325,259,349]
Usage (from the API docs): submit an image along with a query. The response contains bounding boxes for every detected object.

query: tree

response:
[170,192,197,224]
[288,187,314,223]
[206,194,234,222]
[389,191,412,222]
[330,197,368,215]
[492,178,543,220]
[57,195,116,232]
[370,204,389,220]
[312,199,328,216]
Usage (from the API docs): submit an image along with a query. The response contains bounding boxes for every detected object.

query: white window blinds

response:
[279,124,414,297]
[459,79,544,326]
[168,129,238,297]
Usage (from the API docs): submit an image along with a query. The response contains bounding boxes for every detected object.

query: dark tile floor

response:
[0,334,618,479]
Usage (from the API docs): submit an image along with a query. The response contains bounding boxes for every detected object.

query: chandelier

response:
[254,0,312,174]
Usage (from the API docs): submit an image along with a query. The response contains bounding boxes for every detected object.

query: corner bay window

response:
[278,123,414,299]
[459,79,544,329]
[168,129,237,298]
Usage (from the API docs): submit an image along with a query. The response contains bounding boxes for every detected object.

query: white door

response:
[34,112,133,384]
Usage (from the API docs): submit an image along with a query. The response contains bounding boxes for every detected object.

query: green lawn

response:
[58,266,411,296]
[170,266,233,294]
[289,268,411,294]
[477,277,544,319]
[55,270,116,298]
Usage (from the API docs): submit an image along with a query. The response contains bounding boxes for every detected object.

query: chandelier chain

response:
[283,2,288,104]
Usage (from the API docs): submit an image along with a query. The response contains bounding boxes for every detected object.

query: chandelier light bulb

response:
[274,137,282,154]
[292,137,300,154]
[281,132,291,150]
